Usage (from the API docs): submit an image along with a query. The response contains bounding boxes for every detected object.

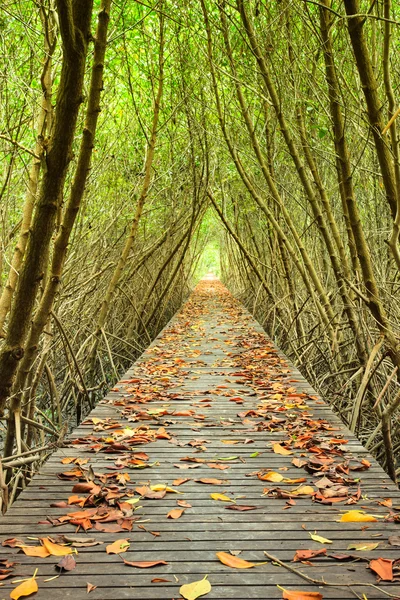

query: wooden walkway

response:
[1,278,400,599]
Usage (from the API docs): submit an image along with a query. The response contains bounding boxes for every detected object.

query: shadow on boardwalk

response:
[1,279,399,598]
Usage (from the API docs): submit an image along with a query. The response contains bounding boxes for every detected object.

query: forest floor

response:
[0,278,400,599]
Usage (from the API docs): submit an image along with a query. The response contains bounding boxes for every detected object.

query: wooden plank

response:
[1,278,399,599]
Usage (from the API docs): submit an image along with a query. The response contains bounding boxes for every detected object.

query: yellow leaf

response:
[291,486,315,496]
[106,539,130,554]
[150,484,183,494]
[180,575,211,600]
[347,542,379,551]
[10,575,38,599]
[41,538,75,556]
[124,497,141,505]
[339,510,378,523]
[273,443,292,455]
[258,471,284,482]
[309,532,332,544]
[210,493,234,502]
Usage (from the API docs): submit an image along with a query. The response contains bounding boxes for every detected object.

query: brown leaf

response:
[135,486,166,499]
[56,555,76,571]
[195,478,225,485]
[87,583,97,593]
[225,505,258,511]
[388,535,400,546]
[2,538,24,548]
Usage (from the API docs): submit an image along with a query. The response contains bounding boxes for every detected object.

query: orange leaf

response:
[258,471,283,482]
[173,478,190,486]
[273,443,292,455]
[41,538,75,556]
[216,551,258,569]
[369,558,393,581]
[339,510,377,522]
[123,559,168,568]
[281,590,323,599]
[20,546,50,558]
[167,508,185,519]
[10,575,38,599]
[293,549,326,562]
[106,539,130,554]
[87,583,97,593]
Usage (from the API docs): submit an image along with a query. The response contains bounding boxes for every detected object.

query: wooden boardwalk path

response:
[1,278,400,599]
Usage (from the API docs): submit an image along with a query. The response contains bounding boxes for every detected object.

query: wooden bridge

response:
[1,278,399,599]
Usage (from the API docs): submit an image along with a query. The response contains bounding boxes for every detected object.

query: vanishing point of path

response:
[1,278,400,599]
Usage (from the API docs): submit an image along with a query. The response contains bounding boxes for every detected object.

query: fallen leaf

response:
[177,500,192,508]
[173,478,191,486]
[151,578,171,583]
[210,493,234,502]
[388,535,400,546]
[20,546,50,558]
[291,486,315,496]
[369,558,393,581]
[56,555,76,571]
[273,443,292,455]
[216,551,264,569]
[195,478,225,485]
[339,510,378,522]
[123,559,168,568]
[106,539,130,554]
[258,471,284,482]
[347,542,379,551]
[87,583,97,593]
[2,538,24,548]
[150,484,182,494]
[280,589,323,599]
[225,505,257,511]
[293,549,326,562]
[309,532,332,544]
[42,538,75,556]
[292,458,307,468]
[180,575,211,600]
[10,574,38,600]
[167,508,185,519]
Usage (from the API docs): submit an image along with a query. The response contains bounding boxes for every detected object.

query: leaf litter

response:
[3,280,400,599]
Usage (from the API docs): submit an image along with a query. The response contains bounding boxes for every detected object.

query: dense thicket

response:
[1,0,400,508]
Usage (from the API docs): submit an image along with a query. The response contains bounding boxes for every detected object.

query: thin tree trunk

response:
[0,0,94,415]
[0,4,56,337]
